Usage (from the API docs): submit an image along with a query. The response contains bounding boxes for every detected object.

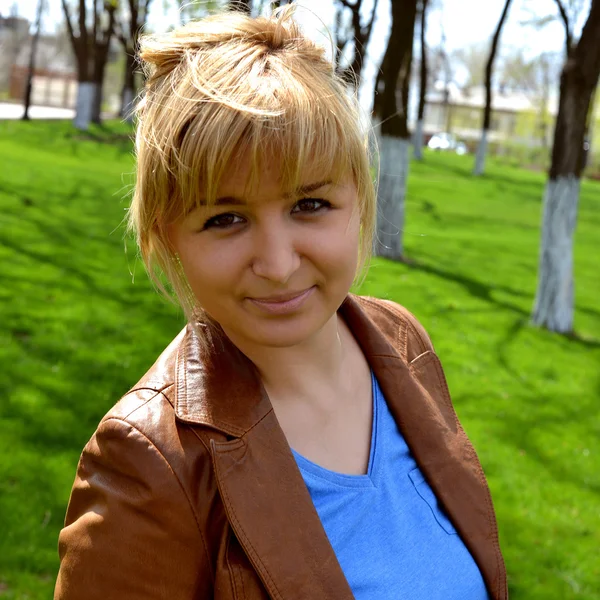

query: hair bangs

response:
[165,43,360,215]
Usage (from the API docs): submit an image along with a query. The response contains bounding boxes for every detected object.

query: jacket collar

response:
[174,318,271,437]
[173,294,506,600]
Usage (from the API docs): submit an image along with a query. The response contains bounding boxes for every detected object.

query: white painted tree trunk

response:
[473,129,488,175]
[73,82,96,130]
[532,176,580,333]
[374,136,410,260]
[413,119,424,160]
[121,87,135,123]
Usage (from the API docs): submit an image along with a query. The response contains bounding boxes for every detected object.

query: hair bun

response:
[138,5,309,83]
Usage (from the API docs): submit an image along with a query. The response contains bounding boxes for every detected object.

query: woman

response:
[55,7,507,600]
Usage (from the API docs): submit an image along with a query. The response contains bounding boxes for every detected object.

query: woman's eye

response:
[292,198,331,214]
[202,213,244,230]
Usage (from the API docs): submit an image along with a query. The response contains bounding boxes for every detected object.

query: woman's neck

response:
[223,313,350,405]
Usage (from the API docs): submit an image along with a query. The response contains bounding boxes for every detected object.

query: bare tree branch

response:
[553,0,572,56]
[482,0,513,131]
[418,0,427,121]
[93,0,100,46]
[104,3,117,46]
[79,0,89,66]
[365,0,380,41]
[129,0,139,39]
[114,18,127,46]
[142,0,153,28]
[336,0,380,86]
[61,0,77,48]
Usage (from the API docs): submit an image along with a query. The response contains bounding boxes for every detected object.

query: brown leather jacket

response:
[55,295,508,600]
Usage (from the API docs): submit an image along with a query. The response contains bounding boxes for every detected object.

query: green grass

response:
[0,121,598,599]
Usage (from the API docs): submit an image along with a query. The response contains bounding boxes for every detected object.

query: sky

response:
[2,0,590,112]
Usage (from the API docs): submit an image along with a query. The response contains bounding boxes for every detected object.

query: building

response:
[410,81,560,149]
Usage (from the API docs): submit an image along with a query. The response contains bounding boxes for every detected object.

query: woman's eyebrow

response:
[195,196,244,207]
[212,196,245,206]
[291,180,333,197]
[200,180,334,206]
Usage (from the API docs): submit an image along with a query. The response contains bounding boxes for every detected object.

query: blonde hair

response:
[129,6,376,336]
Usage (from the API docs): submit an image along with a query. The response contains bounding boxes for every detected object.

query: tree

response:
[335,0,380,87]
[332,3,352,68]
[373,0,418,260]
[90,2,118,124]
[254,0,293,11]
[115,0,153,122]
[0,5,32,94]
[500,49,562,148]
[175,0,222,24]
[413,0,428,160]
[235,0,252,12]
[427,28,457,133]
[22,0,45,120]
[61,0,117,129]
[520,0,586,58]
[473,0,513,175]
[532,0,600,333]
[453,42,488,90]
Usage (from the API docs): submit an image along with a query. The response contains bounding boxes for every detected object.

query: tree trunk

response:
[346,7,366,87]
[22,0,44,120]
[237,0,252,12]
[376,137,410,258]
[532,0,600,333]
[91,61,107,124]
[474,129,488,174]
[74,81,97,130]
[120,45,137,122]
[61,0,115,130]
[532,177,580,332]
[373,0,418,260]
[90,4,115,125]
[118,1,154,122]
[414,0,427,160]
[473,0,513,175]
[91,83,102,124]
[414,119,424,159]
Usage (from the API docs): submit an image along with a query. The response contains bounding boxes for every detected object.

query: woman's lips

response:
[247,286,316,315]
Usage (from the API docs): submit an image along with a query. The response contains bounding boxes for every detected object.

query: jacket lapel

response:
[211,415,355,600]
[341,297,507,600]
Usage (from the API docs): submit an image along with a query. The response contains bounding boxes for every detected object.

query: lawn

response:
[0,120,598,599]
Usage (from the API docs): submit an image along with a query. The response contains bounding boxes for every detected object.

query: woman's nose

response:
[251,225,301,284]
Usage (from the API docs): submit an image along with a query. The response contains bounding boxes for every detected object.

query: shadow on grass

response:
[457,386,600,496]
[395,257,600,344]
[434,210,540,233]
[404,257,530,313]
[0,119,134,159]
[428,156,546,198]
[0,177,182,459]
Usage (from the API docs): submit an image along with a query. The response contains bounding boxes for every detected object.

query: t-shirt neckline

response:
[291,370,381,489]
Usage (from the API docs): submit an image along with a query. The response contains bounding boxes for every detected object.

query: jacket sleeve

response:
[55,417,211,600]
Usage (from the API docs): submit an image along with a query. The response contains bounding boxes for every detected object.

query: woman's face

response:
[167,155,360,349]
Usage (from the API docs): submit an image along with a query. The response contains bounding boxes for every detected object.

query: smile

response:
[247,287,316,315]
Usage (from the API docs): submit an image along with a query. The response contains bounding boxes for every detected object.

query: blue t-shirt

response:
[292,372,490,599]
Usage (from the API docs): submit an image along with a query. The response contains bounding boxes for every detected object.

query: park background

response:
[0,0,599,598]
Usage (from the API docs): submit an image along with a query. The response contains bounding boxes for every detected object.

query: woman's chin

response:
[245,320,321,349]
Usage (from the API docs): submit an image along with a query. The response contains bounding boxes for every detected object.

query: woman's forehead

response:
[213,150,344,200]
